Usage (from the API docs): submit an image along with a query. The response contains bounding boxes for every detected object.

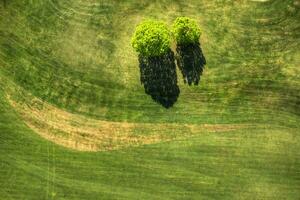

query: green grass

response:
[0,0,300,199]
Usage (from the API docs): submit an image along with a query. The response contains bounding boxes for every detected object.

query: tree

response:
[132,20,179,108]
[172,17,201,45]
[172,17,206,85]
[131,20,171,57]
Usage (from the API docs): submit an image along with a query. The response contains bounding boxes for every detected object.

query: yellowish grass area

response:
[6,88,247,152]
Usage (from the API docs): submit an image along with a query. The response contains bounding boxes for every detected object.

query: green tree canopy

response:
[172,17,201,45]
[131,20,171,57]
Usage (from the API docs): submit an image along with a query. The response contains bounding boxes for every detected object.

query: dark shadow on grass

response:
[138,50,180,108]
[1,0,7,8]
[176,42,206,85]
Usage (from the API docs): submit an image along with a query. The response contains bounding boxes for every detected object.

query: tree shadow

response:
[138,50,180,108]
[176,42,206,85]
[1,0,7,8]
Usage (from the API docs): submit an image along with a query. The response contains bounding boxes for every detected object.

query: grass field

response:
[0,0,300,199]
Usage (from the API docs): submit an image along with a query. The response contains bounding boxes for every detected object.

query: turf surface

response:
[0,0,300,199]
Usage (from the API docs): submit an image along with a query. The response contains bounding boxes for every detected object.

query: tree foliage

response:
[131,20,171,57]
[172,17,201,45]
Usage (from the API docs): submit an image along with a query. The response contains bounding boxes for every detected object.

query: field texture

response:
[0,0,299,199]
